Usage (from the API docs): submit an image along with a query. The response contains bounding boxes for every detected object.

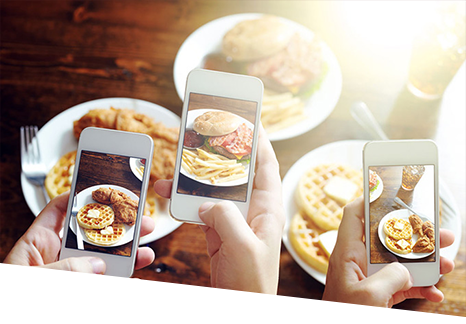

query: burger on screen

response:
[192,110,253,161]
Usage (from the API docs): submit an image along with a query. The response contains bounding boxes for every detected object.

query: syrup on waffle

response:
[84,222,126,246]
[385,236,413,254]
[383,218,413,241]
[77,203,114,230]
[45,151,77,199]
[296,163,363,231]
[289,211,329,273]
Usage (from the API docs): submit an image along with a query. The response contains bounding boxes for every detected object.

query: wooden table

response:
[1,1,465,316]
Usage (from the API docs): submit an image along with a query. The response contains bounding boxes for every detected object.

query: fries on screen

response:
[182,148,247,184]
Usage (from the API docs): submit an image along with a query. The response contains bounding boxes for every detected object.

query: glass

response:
[407,4,465,100]
[401,165,425,191]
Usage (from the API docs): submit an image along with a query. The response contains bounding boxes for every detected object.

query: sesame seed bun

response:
[193,110,240,136]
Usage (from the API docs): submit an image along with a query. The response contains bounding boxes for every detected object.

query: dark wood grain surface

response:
[1,0,465,316]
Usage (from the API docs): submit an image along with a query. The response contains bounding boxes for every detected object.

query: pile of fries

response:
[261,92,306,133]
[182,148,247,185]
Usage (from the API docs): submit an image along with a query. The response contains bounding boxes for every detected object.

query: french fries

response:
[182,148,247,184]
[261,91,307,133]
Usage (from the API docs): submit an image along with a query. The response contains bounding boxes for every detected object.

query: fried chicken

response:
[412,235,435,253]
[409,214,423,236]
[73,107,179,183]
[113,198,138,226]
[92,187,114,204]
[422,221,435,241]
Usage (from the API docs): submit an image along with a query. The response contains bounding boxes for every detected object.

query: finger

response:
[336,197,365,248]
[440,256,455,275]
[33,192,71,235]
[134,247,155,270]
[362,262,412,304]
[392,285,444,305]
[41,257,106,274]
[140,216,155,237]
[154,179,172,199]
[439,228,454,248]
[254,125,281,194]
[198,201,255,246]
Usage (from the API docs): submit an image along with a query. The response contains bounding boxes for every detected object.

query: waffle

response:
[77,203,114,230]
[45,151,77,199]
[383,218,413,241]
[385,236,413,254]
[289,211,329,273]
[84,222,126,246]
[296,164,363,231]
[143,186,159,221]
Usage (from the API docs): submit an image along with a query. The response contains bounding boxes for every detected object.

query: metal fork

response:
[20,126,50,204]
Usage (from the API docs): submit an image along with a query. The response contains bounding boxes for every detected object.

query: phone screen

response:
[368,164,436,264]
[176,92,258,202]
[64,150,148,257]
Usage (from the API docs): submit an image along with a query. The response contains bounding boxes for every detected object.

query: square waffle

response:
[77,203,114,230]
[296,163,363,231]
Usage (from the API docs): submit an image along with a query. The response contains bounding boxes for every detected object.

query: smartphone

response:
[363,140,439,286]
[59,127,153,277]
[170,69,263,224]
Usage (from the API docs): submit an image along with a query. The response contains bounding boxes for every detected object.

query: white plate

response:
[173,13,342,142]
[377,209,434,259]
[20,97,182,244]
[369,173,383,203]
[70,185,137,247]
[181,109,253,187]
[129,158,145,182]
[282,140,462,285]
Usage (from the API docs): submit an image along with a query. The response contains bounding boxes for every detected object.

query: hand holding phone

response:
[59,127,154,277]
[170,69,263,224]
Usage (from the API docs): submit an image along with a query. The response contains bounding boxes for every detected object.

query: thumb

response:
[41,257,106,274]
[199,201,254,245]
[362,262,413,305]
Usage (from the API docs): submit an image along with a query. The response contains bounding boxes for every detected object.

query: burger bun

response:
[193,110,240,136]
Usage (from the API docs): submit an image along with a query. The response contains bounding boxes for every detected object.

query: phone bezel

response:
[363,139,439,287]
[59,127,154,277]
[170,69,263,224]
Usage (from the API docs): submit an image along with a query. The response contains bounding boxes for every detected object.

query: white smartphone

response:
[59,127,153,277]
[170,69,263,224]
[363,140,439,286]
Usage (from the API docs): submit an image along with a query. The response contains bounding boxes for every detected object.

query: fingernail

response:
[88,257,106,274]
[199,202,215,214]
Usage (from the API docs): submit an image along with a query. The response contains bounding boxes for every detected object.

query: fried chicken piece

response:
[409,214,423,236]
[92,187,114,204]
[422,221,435,241]
[115,109,159,134]
[113,198,138,226]
[109,189,130,204]
[413,235,435,253]
[73,108,119,139]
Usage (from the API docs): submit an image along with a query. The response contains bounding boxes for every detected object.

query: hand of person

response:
[154,126,285,294]
[322,198,455,307]
[4,192,155,274]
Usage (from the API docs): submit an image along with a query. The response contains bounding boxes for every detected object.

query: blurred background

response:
[1,0,465,316]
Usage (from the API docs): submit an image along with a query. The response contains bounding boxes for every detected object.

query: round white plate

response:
[181,109,253,187]
[173,13,342,142]
[20,97,182,244]
[377,209,434,259]
[282,140,462,285]
[369,173,383,203]
[70,185,137,247]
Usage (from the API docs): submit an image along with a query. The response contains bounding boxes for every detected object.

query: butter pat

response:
[318,230,338,257]
[397,239,410,250]
[87,209,100,219]
[323,176,358,205]
[394,220,405,231]
[101,226,114,235]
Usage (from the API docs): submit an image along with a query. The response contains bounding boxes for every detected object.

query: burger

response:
[193,110,253,161]
[220,15,325,95]
[369,170,379,193]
